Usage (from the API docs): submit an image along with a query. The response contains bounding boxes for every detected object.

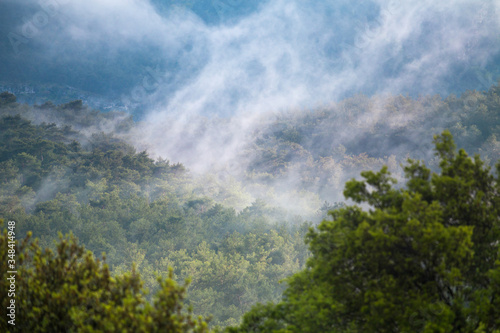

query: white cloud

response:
[16,0,500,174]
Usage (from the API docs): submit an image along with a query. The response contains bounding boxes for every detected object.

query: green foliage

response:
[0,221,209,332]
[1,85,500,329]
[0,104,311,328]
[230,132,500,332]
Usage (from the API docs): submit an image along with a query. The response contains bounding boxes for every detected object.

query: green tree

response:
[0,221,209,333]
[229,131,500,332]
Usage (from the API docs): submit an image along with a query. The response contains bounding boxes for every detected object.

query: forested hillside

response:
[0,83,499,330]
[2,0,500,331]
[0,91,311,328]
[230,131,500,332]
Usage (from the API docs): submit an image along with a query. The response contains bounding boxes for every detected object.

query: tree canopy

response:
[229,131,500,332]
[0,224,209,333]
[1,85,500,330]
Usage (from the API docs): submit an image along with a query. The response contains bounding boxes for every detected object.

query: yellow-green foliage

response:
[0,226,209,333]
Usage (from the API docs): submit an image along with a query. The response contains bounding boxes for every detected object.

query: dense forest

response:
[1,0,500,331]
[0,91,312,328]
[0,82,499,331]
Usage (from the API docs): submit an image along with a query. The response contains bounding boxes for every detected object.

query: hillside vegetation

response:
[0,83,499,330]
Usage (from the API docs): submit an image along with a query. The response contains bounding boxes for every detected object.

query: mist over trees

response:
[1,0,500,331]
[0,82,499,330]
[0,92,313,328]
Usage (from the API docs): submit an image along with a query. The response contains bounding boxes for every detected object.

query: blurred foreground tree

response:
[228,131,500,332]
[0,223,209,333]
